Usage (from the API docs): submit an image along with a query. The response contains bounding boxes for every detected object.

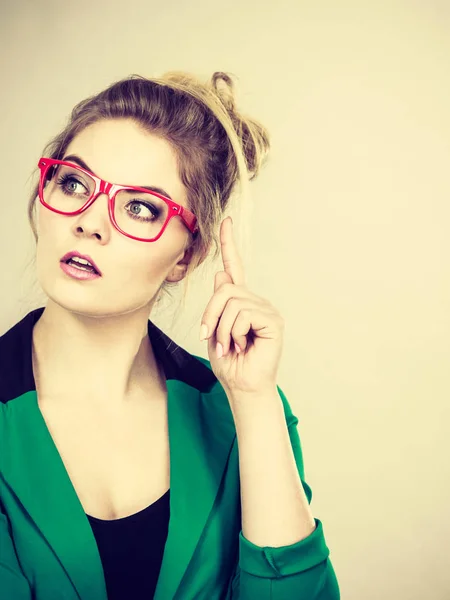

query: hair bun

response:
[210,72,238,115]
[209,72,270,181]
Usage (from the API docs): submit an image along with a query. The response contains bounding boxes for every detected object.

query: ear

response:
[165,241,211,283]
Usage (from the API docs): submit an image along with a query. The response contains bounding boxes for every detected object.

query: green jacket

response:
[0,308,340,599]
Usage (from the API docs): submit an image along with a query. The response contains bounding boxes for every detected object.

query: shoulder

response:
[0,309,42,404]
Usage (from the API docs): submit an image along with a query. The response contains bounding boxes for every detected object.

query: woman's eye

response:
[128,201,158,219]
[57,175,88,195]
[66,178,85,193]
[66,180,79,192]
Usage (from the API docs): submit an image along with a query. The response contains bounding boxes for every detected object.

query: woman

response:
[0,72,340,599]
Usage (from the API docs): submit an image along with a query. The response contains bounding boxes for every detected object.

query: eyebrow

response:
[62,154,174,200]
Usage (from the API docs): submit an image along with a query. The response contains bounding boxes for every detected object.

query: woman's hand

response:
[200,217,285,397]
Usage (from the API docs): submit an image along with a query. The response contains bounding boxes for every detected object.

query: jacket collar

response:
[0,306,219,401]
[0,307,237,600]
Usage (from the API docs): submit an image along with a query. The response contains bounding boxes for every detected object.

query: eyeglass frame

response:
[37,157,199,242]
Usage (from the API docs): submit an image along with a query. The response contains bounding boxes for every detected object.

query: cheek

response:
[131,250,173,281]
[36,218,58,257]
[112,244,160,281]
[120,243,180,287]
[37,207,62,240]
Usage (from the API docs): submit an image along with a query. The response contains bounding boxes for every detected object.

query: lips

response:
[60,251,102,275]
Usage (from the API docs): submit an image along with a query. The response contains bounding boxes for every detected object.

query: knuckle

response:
[227,297,240,310]
[223,282,235,294]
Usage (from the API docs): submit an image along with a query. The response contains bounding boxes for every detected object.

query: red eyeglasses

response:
[37,157,199,242]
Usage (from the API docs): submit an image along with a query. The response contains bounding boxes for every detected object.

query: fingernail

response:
[200,323,208,341]
[216,342,223,359]
[235,342,241,354]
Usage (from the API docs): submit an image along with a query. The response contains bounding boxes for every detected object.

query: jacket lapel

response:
[153,377,236,600]
[0,308,237,600]
[1,389,111,600]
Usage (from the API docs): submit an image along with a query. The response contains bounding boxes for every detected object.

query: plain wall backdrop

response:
[1,1,449,598]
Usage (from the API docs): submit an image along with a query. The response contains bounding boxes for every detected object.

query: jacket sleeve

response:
[0,506,32,599]
[228,385,340,600]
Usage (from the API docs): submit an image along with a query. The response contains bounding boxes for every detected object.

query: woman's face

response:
[35,118,193,318]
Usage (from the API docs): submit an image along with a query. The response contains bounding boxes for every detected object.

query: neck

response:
[31,300,164,411]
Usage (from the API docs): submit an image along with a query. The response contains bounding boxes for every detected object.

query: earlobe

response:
[165,241,211,283]
[165,266,188,284]
[165,253,191,283]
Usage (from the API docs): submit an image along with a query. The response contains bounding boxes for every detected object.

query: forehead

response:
[64,119,186,204]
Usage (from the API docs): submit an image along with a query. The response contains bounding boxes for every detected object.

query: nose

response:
[73,192,112,240]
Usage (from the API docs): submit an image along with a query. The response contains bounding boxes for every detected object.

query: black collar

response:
[0,307,217,404]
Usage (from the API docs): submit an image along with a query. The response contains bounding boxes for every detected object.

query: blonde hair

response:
[26,71,271,328]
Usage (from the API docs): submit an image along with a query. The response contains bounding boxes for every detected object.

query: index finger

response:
[220,217,246,286]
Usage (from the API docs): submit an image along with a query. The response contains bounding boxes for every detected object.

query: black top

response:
[86,489,170,600]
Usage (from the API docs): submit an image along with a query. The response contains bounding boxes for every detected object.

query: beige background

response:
[1,1,449,598]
